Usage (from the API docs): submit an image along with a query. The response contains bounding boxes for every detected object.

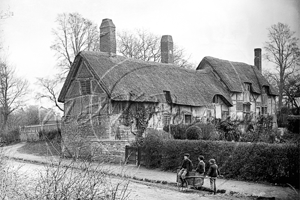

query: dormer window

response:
[262,86,268,94]
[213,95,220,103]
[244,83,251,91]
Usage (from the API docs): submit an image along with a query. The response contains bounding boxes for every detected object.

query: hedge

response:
[143,138,299,187]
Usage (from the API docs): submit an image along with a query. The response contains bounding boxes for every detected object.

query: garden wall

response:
[143,136,299,187]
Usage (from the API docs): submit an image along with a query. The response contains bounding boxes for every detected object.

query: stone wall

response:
[61,114,130,163]
[90,140,129,163]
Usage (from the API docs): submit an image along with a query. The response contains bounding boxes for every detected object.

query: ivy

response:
[120,103,156,145]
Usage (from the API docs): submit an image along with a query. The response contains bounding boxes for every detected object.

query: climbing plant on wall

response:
[120,102,156,145]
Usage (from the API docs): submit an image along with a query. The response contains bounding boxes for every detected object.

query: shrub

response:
[163,124,189,139]
[192,122,217,140]
[185,126,201,140]
[143,137,299,187]
[142,130,164,168]
[287,115,300,134]
[0,128,20,145]
[145,128,173,140]
[39,129,61,141]
[216,120,241,141]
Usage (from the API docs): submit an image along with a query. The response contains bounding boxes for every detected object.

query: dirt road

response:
[4,159,254,200]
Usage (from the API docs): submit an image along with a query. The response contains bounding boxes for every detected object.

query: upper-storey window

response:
[80,80,91,95]
[244,83,251,91]
[262,86,269,94]
[213,95,222,104]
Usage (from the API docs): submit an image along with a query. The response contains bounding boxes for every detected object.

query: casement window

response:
[184,114,192,124]
[222,111,229,119]
[213,95,219,103]
[262,86,268,94]
[80,80,91,95]
[244,83,251,91]
[243,103,251,120]
[243,103,251,113]
[262,106,268,115]
[236,101,243,111]
[162,113,171,127]
[163,90,172,104]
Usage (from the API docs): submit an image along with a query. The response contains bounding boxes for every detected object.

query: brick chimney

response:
[161,35,174,63]
[100,18,116,54]
[254,48,262,72]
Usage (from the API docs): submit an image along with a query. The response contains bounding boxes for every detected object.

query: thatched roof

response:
[197,56,278,95]
[58,51,233,107]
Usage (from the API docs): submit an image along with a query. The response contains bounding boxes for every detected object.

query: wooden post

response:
[137,147,141,166]
[125,145,128,164]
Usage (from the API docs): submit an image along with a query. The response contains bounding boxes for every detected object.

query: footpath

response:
[1,142,299,200]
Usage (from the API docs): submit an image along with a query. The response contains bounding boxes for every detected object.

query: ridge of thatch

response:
[197,56,278,95]
[59,51,233,107]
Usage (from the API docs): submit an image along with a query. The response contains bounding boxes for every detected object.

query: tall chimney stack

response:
[161,35,174,64]
[254,48,262,72]
[100,19,116,54]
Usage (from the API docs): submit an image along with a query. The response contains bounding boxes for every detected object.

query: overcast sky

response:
[0,0,299,110]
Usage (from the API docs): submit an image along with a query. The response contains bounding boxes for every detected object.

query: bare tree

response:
[0,58,29,133]
[264,22,300,110]
[43,13,100,110]
[51,13,100,77]
[117,30,193,68]
[284,74,300,114]
[36,77,64,112]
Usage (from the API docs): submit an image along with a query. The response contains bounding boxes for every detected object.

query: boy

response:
[178,153,193,186]
[206,158,219,194]
[195,155,205,187]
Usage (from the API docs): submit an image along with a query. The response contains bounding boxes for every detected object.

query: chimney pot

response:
[254,48,262,72]
[161,35,174,64]
[100,19,116,54]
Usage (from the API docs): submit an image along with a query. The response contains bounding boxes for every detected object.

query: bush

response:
[185,126,201,140]
[39,129,61,141]
[143,137,299,187]
[145,128,173,140]
[216,120,241,141]
[287,115,300,134]
[163,124,189,139]
[0,128,20,145]
[192,122,217,140]
[142,129,165,168]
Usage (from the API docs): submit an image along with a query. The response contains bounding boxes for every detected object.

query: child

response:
[195,155,205,187]
[178,153,193,186]
[206,158,219,194]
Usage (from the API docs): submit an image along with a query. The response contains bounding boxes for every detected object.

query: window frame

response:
[80,80,91,95]
[184,114,192,124]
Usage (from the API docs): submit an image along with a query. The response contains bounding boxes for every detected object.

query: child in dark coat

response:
[206,158,219,194]
[195,155,205,186]
[178,153,193,186]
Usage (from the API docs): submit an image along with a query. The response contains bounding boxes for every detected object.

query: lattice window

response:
[262,106,268,115]
[80,80,91,95]
[162,113,171,127]
[243,103,251,112]
[184,114,192,124]
[244,83,251,91]
[222,111,229,119]
[236,102,243,111]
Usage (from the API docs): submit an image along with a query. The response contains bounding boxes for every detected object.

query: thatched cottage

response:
[58,19,277,161]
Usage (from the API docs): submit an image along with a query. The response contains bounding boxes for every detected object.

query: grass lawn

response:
[18,140,62,156]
